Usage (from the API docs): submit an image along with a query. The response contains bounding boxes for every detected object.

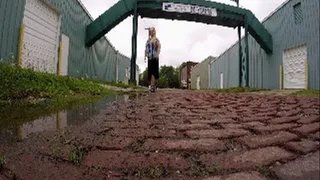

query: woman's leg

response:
[147,60,152,89]
[151,75,156,87]
[154,58,159,89]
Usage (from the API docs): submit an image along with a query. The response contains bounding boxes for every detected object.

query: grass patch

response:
[92,80,144,90]
[0,63,112,101]
[290,90,320,97]
[211,87,267,93]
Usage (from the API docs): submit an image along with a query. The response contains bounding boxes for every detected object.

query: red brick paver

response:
[169,123,212,130]
[297,116,319,124]
[239,131,299,148]
[252,123,299,133]
[83,150,190,170]
[269,116,300,124]
[292,122,320,134]
[285,139,320,154]
[273,151,320,180]
[142,139,226,152]
[310,131,320,140]
[200,146,294,170]
[185,128,250,139]
[203,171,269,180]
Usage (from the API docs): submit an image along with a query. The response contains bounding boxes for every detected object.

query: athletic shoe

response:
[150,87,156,93]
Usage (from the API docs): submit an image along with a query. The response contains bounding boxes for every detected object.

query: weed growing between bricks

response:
[52,143,61,160]
[7,170,19,180]
[186,161,219,177]
[128,138,146,153]
[209,122,224,129]
[119,167,170,179]
[244,127,263,135]
[68,145,88,164]
[136,166,170,179]
[0,155,5,170]
[256,165,279,180]
[225,138,248,152]
[176,129,188,138]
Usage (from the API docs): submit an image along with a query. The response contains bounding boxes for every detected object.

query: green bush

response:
[290,90,320,97]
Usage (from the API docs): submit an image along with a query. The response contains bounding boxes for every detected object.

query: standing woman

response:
[145,27,161,92]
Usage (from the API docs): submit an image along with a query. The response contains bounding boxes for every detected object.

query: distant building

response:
[180,61,199,89]
[191,56,215,90]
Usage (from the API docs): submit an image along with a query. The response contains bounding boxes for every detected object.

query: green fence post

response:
[238,26,242,87]
[130,0,138,85]
[244,15,250,87]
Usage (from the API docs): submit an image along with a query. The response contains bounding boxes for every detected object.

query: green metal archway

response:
[85,0,273,87]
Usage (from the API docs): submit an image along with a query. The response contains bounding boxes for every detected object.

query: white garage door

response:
[283,45,307,89]
[60,34,70,76]
[196,76,200,90]
[22,0,60,74]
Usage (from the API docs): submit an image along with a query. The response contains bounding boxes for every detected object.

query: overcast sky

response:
[81,0,287,72]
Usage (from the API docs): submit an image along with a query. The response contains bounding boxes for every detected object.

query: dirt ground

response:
[0,90,319,180]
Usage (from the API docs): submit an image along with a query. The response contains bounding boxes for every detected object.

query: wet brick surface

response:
[285,139,320,154]
[269,116,300,124]
[83,150,190,170]
[239,131,299,148]
[292,122,320,134]
[203,171,269,180]
[297,116,319,124]
[273,151,320,180]
[185,129,250,139]
[142,139,226,152]
[252,123,299,133]
[0,90,319,179]
[199,146,295,170]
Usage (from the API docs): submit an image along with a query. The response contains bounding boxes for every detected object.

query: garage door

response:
[60,34,70,76]
[196,76,200,90]
[22,0,60,74]
[283,45,307,89]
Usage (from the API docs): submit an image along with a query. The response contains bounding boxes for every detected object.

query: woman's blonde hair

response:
[148,27,157,43]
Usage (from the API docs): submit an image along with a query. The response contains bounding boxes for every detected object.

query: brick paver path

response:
[0,90,319,179]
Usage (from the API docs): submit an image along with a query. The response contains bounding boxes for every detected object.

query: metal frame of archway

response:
[84,0,273,87]
[130,1,250,87]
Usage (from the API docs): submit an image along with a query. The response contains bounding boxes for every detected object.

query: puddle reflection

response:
[0,94,134,142]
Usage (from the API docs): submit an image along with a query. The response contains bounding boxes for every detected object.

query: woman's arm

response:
[157,39,161,57]
[145,41,148,60]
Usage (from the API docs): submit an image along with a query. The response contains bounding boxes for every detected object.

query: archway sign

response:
[85,0,273,87]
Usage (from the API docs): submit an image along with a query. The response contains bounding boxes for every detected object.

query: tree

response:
[157,75,168,88]
[159,65,180,88]
[139,65,180,88]
[139,68,148,87]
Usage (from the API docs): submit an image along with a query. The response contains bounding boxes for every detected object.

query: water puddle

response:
[0,93,142,143]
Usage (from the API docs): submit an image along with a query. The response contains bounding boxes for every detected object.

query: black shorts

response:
[148,58,159,81]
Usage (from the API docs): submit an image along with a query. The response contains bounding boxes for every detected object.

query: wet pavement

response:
[0,90,319,180]
[0,93,140,144]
